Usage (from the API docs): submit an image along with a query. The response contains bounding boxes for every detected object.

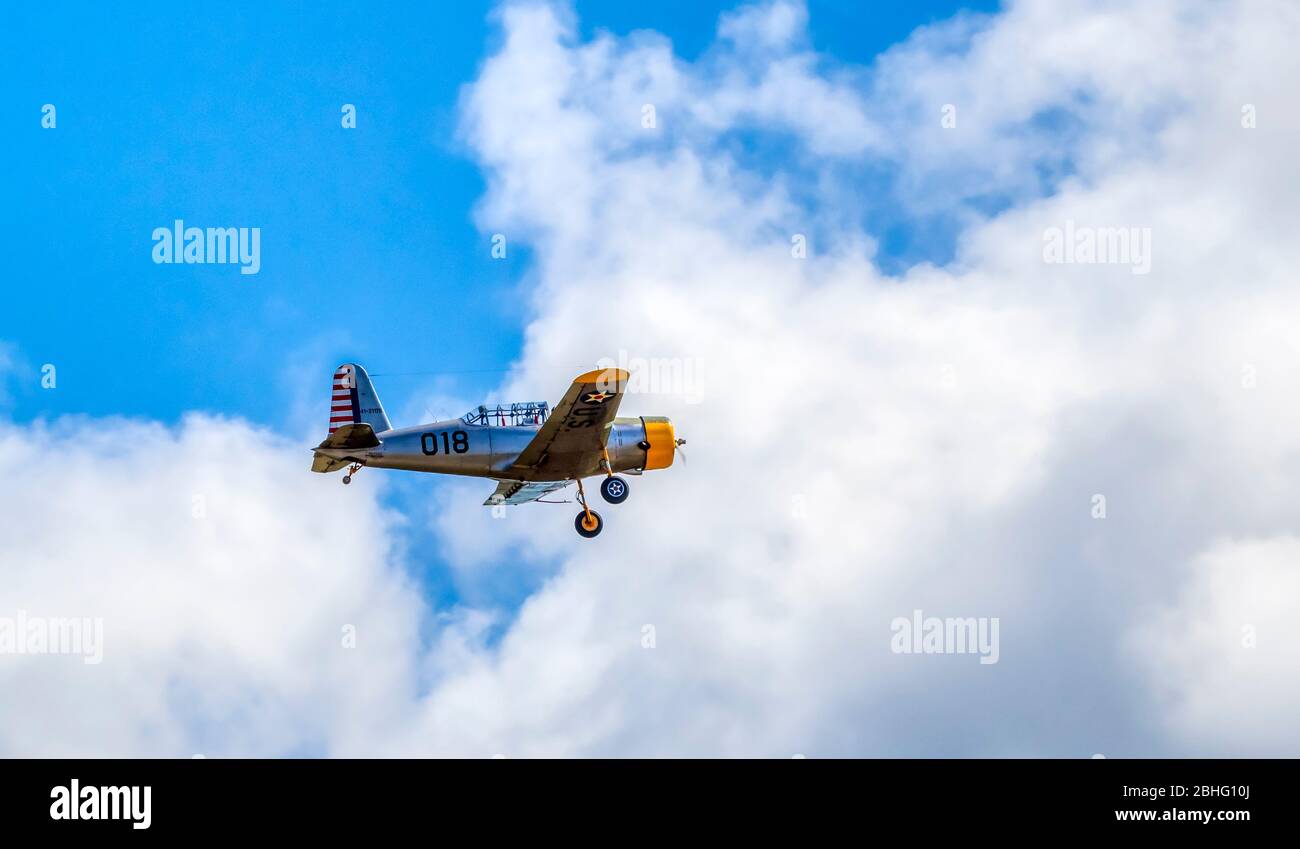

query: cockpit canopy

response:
[461,401,550,427]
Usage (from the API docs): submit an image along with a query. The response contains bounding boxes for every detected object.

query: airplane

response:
[311,363,685,537]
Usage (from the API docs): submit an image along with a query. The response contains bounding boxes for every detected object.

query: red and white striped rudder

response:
[329,365,360,434]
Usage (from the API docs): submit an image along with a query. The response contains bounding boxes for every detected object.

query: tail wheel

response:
[575,509,604,538]
[600,475,629,504]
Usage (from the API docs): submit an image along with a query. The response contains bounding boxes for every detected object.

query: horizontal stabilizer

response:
[311,423,381,473]
[311,454,351,473]
[316,422,380,451]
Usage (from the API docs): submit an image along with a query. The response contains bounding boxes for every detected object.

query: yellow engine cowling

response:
[641,416,676,470]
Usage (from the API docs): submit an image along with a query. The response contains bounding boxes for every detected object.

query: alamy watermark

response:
[50,780,150,829]
[152,219,260,275]
[1043,220,1151,275]
[595,350,705,403]
[890,609,999,665]
[0,610,103,664]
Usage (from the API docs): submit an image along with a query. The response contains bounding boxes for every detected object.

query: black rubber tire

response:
[575,509,604,538]
[600,476,629,504]
[342,475,352,485]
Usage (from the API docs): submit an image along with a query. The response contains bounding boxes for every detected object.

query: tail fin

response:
[328,363,392,435]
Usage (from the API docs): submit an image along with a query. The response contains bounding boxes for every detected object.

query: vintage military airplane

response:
[311,363,684,537]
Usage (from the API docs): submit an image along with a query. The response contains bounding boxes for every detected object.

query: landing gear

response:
[600,475,629,504]
[575,509,604,538]
[342,463,362,485]
[574,477,603,538]
[598,448,629,505]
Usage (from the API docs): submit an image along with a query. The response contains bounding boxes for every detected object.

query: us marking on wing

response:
[508,367,629,478]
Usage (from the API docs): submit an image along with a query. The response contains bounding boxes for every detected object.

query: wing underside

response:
[483,479,572,506]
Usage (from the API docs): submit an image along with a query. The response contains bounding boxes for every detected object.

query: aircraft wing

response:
[483,479,572,506]
[507,367,630,479]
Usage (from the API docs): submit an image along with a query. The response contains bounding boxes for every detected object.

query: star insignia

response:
[584,391,612,403]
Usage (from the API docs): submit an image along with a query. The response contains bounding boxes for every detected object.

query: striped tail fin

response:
[328,363,392,435]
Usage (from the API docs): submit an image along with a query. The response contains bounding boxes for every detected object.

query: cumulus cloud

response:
[5,0,1299,756]
[1134,536,1300,755]
[0,415,423,756]
[435,0,1300,756]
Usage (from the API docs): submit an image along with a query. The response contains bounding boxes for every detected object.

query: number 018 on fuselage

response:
[311,363,684,538]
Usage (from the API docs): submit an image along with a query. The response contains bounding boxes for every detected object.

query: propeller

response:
[674,438,687,464]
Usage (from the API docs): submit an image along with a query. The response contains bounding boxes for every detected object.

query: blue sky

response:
[3,0,995,429]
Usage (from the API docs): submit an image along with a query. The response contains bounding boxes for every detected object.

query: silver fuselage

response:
[322,416,651,481]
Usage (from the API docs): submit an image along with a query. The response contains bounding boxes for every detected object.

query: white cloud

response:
[1133,536,1300,755]
[434,0,1300,756]
[6,0,1300,756]
[718,0,808,52]
[0,415,423,756]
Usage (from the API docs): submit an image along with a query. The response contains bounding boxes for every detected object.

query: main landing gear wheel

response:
[342,463,363,485]
[575,509,604,538]
[600,475,629,504]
